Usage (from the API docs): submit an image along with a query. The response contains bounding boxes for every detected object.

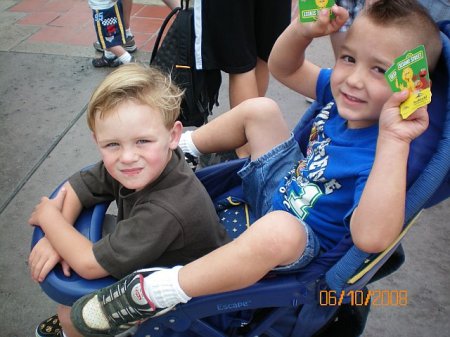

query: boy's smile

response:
[331,15,422,129]
[93,100,180,191]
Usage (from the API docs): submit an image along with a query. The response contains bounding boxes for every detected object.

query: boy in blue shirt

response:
[70,1,442,335]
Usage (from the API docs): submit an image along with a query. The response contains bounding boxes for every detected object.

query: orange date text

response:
[319,289,408,306]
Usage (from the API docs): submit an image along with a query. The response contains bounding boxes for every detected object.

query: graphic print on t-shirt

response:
[282,102,342,220]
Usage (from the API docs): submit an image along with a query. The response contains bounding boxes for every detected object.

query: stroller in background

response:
[31,22,450,337]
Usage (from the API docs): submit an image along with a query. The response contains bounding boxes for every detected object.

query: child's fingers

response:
[384,90,410,111]
[52,187,67,210]
[331,4,350,27]
[315,5,349,35]
[61,260,71,277]
[406,106,429,130]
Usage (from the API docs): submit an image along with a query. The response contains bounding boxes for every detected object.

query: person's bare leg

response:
[122,0,133,30]
[179,211,306,297]
[192,97,290,161]
[230,58,270,157]
[228,71,259,109]
[162,0,180,10]
[107,45,127,58]
[255,57,270,97]
[229,58,270,108]
[58,305,83,337]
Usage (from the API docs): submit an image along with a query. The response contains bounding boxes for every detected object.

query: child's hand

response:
[379,90,429,144]
[297,5,349,39]
[29,237,71,282]
[28,187,67,228]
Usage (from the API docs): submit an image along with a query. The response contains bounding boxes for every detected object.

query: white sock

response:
[104,50,115,59]
[126,28,133,38]
[118,52,132,64]
[143,266,191,308]
[179,131,202,157]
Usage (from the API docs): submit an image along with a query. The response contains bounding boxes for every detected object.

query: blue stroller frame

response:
[31,22,450,337]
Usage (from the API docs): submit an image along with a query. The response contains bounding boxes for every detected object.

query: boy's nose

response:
[120,148,138,163]
[346,69,365,89]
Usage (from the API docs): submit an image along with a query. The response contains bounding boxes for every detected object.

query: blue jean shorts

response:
[237,134,321,271]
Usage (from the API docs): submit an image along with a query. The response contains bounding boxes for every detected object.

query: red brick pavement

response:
[8,0,171,53]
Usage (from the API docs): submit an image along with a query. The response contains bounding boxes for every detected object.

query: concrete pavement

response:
[0,0,448,336]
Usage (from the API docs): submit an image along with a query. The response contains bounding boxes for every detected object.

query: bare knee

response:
[241,97,283,124]
[249,211,306,267]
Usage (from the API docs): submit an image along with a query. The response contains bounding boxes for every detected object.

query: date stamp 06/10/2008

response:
[319,289,408,307]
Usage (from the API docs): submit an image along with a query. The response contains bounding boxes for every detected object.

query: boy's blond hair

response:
[361,0,442,72]
[87,64,184,131]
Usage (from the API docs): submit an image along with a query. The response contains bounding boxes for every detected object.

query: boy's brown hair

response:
[87,63,184,131]
[361,0,442,71]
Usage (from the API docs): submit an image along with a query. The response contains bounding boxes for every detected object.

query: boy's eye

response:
[373,66,386,74]
[105,142,119,148]
[341,55,355,63]
[137,139,151,144]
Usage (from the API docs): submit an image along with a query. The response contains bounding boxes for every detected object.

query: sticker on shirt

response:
[385,45,431,119]
[298,0,335,23]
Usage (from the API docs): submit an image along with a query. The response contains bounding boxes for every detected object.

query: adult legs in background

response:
[196,0,291,158]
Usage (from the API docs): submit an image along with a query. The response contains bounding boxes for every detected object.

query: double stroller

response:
[32,22,450,337]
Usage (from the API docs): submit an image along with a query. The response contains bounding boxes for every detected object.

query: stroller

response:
[31,22,450,337]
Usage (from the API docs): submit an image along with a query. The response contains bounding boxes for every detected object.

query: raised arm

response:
[350,91,429,253]
[268,5,349,99]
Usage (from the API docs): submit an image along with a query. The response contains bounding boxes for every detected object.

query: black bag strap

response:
[150,0,190,64]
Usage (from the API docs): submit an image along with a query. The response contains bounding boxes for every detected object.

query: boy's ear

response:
[169,121,183,150]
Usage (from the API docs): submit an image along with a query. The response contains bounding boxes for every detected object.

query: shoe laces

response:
[100,274,155,326]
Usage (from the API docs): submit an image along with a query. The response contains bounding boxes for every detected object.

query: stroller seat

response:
[31,22,450,337]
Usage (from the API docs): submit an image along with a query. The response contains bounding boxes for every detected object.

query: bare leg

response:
[192,97,290,161]
[58,305,83,337]
[107,45,127,58]
[179,211,306,297]
[255,57,270,98]
[122,0,133,30]
[229,71,259,109]
[162,0,180,10]
[229,58,270,108]
[229,58,271,157]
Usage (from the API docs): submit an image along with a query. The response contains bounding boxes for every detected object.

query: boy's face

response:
[331,16,419,128]
[93,100,181,191]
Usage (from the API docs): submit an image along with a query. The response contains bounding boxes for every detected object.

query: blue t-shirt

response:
[272,69,379,250]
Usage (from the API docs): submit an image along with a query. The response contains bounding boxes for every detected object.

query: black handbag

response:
[150,0,222,127]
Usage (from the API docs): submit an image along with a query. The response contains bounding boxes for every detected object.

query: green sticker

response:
[385,45,431,119]
[298,0,335,23]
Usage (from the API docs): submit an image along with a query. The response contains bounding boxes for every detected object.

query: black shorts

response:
[193,0,291,73]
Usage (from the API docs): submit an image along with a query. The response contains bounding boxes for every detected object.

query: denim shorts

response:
[237,134,321,271]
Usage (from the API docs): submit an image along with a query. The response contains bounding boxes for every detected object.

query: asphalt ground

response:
[0,1,448,336]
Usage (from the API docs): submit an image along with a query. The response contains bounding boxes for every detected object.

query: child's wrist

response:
[377,131,412,150]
